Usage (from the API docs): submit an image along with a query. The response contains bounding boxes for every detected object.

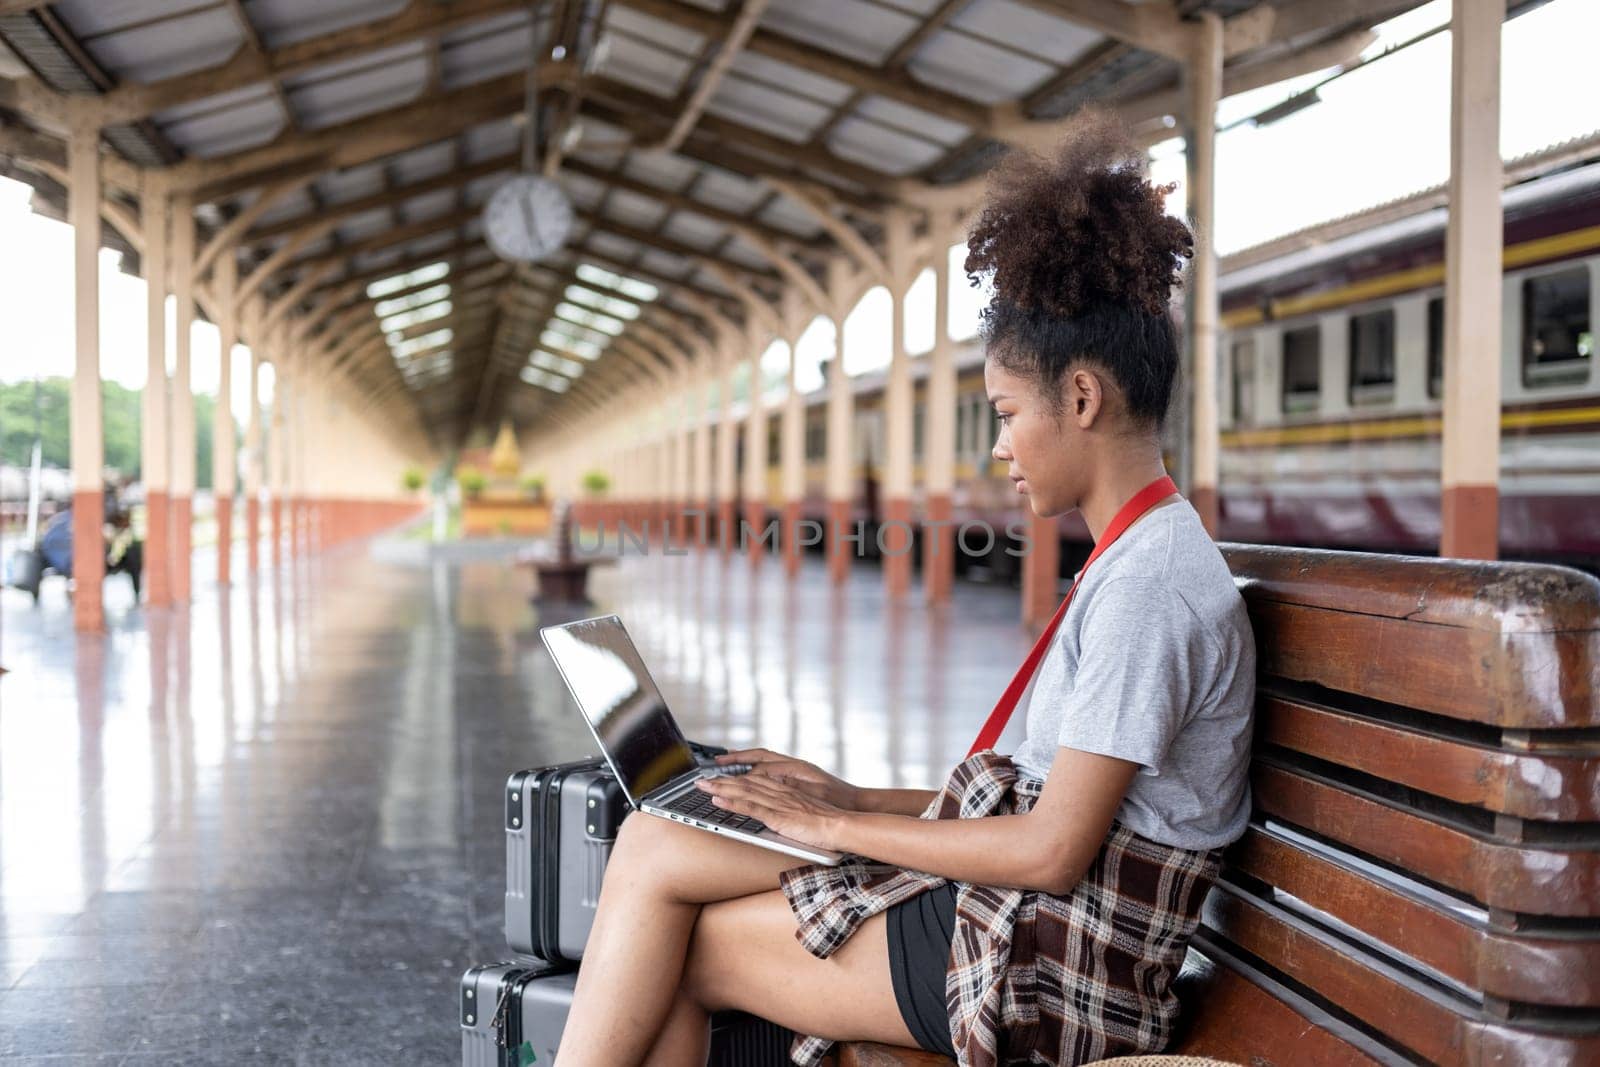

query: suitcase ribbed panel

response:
[581,838,607,909]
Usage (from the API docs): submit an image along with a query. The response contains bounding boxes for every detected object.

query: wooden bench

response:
[838,545,1600,1066]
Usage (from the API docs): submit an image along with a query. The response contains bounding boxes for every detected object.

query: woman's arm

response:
[700,746,1139,895]
[854,787,939,816]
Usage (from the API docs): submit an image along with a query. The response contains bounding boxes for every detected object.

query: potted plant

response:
[581,470,610,496]
[401,466,425,493]
[457,465,487,499]
[521,474,546,501]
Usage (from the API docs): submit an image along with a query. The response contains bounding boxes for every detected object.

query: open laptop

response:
[540,615,845,866]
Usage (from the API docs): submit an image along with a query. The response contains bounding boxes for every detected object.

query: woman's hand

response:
[695,773,851,851]
[714,748,863,811]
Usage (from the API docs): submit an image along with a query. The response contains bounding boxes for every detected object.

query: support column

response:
[882,207,916,598]
[823,259,855,584]
[269,332,288,567]
[780,294,808,578]
[743,318,769,561]
[213,251,237,587]
[923,212,958,602]
[716,347,739,554]
[141,185,171,607]
[1441,0,1503,559]
[676,376,694,544]
[68,120,105,633]
[1020,511,1061,631]
[1186,11,1223,536]
[693,361,714,547]
[244,302,263,572]
[170,194,196,603]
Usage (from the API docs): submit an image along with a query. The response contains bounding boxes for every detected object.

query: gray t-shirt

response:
[1009,501,1255,850]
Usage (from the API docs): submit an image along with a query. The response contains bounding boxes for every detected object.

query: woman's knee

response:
[611,813,700,893]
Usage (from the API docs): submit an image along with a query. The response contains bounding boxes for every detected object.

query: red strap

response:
[966,475,1179,757]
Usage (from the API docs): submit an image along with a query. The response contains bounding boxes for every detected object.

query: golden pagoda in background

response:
[458,422,551,537]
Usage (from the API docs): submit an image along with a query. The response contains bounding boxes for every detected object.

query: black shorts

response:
[885,882,959,1056]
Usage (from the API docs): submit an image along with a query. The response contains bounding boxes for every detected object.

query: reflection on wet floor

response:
[0,540,1032,1064]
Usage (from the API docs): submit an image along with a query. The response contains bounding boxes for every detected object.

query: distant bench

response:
[835,544,1600,1066]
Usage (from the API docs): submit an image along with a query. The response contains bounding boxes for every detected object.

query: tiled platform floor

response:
[0,536,1034,1064]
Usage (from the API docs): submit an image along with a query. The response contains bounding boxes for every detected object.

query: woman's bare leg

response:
[642,889,918,1066]
[556,813,801,1066]
[640,986,712,1067]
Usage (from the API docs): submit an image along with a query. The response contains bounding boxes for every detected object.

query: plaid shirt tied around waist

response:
[777,752,1221,1067]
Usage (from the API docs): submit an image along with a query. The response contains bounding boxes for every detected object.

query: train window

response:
[1281,325,1321,414]
[1348,308,1396,404]
[1522,267,1593,387]
[1231,339,1256,425]
[1427,297,1444,398]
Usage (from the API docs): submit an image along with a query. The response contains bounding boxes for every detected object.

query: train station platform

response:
[0,538,1031,1063]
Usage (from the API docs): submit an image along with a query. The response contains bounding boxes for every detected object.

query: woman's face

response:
[984,357,1085,518]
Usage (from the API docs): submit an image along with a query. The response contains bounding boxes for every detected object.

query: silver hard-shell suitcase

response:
[504,744,726,963]
[460,961,794,1066]
[503,758,625,963]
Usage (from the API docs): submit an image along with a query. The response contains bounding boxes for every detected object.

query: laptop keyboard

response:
[661,784,768,835]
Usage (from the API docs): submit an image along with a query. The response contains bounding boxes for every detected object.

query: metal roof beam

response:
[88,0,537,126]
[158,64,570,200]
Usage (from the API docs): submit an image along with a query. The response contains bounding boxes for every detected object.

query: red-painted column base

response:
[1190,485,1219,539]
[881,497,913,599]
[215,496,233,587]
[827,500,851,584]
[782,501,803,576]
[271,498,283,566]
[923,493,954,603]
[247,497,260,572]
[1441,484,1499,560]
[1020,509,1060,631]
[72,489,105,632]
[717,500,736,555]
[145,488,170,607]
[744,501,768,561]
[171,494,193,604]
[695,499,713,548]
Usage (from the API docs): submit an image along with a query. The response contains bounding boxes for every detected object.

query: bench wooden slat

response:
[1228,825,1600,1007]
[1172,938,1394,1066]
[1255,762,1600,916]
[1223,546,1600,729]
[1204,886,1600,1065]
[1259,692,1600,821]
[837,1043,952,1067]
[1221,545,1600,634]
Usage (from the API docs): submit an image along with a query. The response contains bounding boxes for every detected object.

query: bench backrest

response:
[1171,545,1600,1066]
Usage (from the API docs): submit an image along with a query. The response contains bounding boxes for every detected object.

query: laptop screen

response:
[540,616,698,804]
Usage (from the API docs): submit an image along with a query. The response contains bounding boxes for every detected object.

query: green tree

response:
[0,375,223,487]
[0,377,69,469]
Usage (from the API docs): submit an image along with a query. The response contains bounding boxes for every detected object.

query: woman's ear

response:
[1068,367,1104,428]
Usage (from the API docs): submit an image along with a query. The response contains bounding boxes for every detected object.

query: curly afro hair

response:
[965,107,1194,427]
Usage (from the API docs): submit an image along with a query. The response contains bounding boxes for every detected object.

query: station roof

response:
[0,0,1425,445]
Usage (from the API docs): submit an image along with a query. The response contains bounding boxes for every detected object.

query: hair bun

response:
[964,107,1193,319]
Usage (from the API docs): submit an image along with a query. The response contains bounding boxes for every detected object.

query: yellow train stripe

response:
[1221,222,1600,330]
[1220,404,1600,448]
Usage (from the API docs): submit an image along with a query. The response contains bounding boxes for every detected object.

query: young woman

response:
[555,110,1256,1067]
